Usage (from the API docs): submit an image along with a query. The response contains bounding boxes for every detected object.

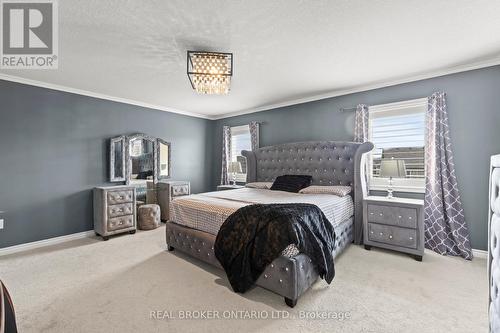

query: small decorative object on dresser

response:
[217,184,244,191]
[363,196,424,261]
[156,181,190,221]
[93,185,137,240]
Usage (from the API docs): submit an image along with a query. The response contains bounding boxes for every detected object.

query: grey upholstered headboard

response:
[242,141,374,244]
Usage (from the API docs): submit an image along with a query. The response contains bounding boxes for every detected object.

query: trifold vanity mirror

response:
[109,134,171,184]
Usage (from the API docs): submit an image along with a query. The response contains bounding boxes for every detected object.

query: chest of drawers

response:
[363,196,424,261]
[94,186,137,240]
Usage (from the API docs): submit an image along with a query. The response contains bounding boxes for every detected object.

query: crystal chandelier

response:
[187,51,233,95]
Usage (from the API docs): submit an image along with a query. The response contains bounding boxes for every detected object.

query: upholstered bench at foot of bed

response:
[165,220,352,307]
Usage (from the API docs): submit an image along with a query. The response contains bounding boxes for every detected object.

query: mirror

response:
[127,134,156,185]
[110,136,126,182]
[109,133,171,185]
[157,138,171,180]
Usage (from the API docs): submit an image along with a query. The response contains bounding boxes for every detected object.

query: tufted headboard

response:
[242,141,374,244]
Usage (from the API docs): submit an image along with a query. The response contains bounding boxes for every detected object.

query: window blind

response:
[370,104,426,181]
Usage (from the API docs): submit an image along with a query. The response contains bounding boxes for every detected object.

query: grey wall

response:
[2,65,498,251]
[0,80,213,248]
[212,65,500,251]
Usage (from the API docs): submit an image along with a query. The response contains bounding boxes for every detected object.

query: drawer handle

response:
[408,217,412,220]
[379,213,383,216]
[370,212,374,215]
[409,237,413,240]
[398,215,402,219]
[370,231,374,234]
[379,232,383,236]
[389,235,393,239]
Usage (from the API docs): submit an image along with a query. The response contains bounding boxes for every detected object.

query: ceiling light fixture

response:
[187,51,233,95]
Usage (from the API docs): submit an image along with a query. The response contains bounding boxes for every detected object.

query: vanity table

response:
[94,133,172,240]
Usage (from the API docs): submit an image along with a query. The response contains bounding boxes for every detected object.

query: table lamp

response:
[379,158,406,199]
[228,161,242,185]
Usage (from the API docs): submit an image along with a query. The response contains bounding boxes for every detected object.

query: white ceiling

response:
[1,0,500,119]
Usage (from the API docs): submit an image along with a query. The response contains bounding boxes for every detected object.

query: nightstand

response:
[156,181,190,221]
[363,196,424,261]
[217,184,244,191]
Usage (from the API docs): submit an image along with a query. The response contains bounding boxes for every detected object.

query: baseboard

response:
[472,248,488,259]
[0,230,95,256]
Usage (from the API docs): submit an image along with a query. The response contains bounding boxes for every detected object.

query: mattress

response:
[171,188,353,234]
[170,188,354,257]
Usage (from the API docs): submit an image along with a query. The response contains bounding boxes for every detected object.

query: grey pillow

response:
[299,185,352,197]
[245,182,273,189]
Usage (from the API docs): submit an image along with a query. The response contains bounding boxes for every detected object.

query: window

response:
[368,98,427,193]
[230,125,252,182]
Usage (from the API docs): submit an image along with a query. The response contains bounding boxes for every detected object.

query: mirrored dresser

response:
[94,185,137,240]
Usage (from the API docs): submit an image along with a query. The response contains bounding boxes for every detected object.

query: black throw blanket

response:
[214,203,336,293]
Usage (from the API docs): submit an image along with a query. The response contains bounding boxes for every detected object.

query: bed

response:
[165,140,374,307]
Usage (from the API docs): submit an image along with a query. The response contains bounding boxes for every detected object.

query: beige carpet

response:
[0,226,487,333]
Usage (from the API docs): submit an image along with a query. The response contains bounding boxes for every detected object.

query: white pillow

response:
[299,185,352,197]
[245,182,273,189]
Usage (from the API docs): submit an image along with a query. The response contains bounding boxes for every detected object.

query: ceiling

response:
[1,0,500,119]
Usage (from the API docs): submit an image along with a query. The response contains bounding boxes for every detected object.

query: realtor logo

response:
[1,0,58,69]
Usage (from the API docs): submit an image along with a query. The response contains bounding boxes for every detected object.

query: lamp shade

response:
[379,159,406,178]
[228,161,242,173]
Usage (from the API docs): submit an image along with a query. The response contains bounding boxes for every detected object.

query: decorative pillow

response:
[270,175,313,193]
[245,182,273,189]
[299,185,352,197]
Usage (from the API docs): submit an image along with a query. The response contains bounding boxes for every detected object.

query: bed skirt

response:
[165,217,353,307]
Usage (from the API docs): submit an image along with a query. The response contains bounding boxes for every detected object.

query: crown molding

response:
[1,56,499,121]
[211,56,500,120]
[0,73,212,119]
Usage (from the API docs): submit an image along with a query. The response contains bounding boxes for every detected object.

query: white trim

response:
[0,57,499,120]
[212,56,500,119]
[369,97,428,114]
[0,230,94,256]
[0,74,212,119]
[230,124,250,135]
[472,249,487,259]
[370,184,425,194]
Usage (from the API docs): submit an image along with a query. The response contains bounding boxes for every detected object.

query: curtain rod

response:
[339,107,357,112]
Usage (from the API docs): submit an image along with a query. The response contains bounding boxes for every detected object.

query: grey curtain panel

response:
[354,104,369,143]
[354,104,370,197]
[220,126,232,185]
[249,121,260,150]
[424,92,472,260]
